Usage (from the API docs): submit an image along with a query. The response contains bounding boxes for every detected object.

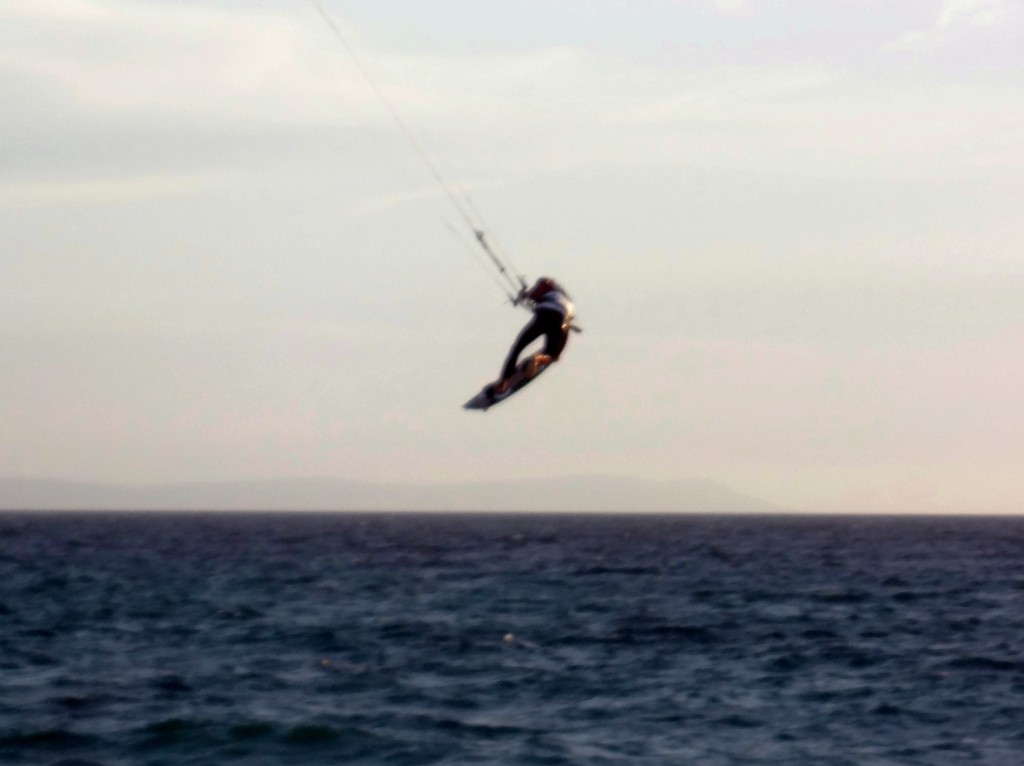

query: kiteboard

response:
[464,353,552,411]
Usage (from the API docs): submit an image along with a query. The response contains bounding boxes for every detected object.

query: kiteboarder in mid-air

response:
[486,277,574,401]
[305,3,575,410]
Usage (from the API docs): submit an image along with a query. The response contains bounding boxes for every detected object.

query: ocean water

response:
[1,512,1023,765]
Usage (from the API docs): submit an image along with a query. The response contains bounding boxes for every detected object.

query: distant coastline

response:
[0,475,781,513]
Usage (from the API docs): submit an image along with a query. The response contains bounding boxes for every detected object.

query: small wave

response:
[800,628,839,640]
[0,728,98,749]
[872,702,903,716]
[49,692,117,711]
[228,721,274,741]
[216,605,264,621]
[574,566,662,576]
[150,674,191,694]
[281,721,395,758]
[765,651,809,672]
[811,589,872,604]
[617,623,717,645]
[714,713,764,729]
[283,724,340,744]
[946,656,1024,672]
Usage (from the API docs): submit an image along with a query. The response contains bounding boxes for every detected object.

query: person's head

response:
[529,277,557,299]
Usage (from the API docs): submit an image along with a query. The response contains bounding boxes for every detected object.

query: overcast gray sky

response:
[2,0,1022,512]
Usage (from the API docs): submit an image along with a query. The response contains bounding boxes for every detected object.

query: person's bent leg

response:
[500,316,544,381]
[539,311,569,362]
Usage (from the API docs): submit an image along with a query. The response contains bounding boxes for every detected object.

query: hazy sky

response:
[3,0,1022,512]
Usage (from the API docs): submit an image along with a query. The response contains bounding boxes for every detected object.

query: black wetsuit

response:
[501,309,569,381]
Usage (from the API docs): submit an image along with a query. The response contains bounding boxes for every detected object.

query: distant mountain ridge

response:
[0,476,781,513]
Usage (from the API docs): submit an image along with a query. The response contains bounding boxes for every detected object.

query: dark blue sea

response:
[2,512,1023,765]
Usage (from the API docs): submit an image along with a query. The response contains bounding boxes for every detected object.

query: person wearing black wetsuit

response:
[491,277,574,397]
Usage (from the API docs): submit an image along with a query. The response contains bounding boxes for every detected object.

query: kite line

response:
[308,0,528,304]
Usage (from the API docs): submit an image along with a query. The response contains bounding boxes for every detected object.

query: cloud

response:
[937,0,1003,27]
[883,0,1021,52]
[0,173,213,211]
[2,0,112,22]
[0,0,351,123]
[3,0,1021,191]
[710,0,753,16]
